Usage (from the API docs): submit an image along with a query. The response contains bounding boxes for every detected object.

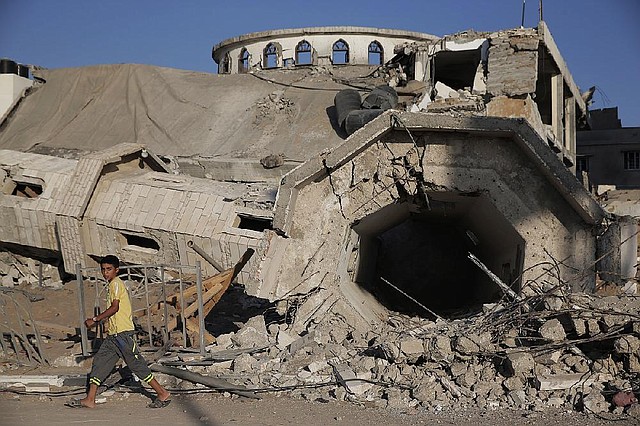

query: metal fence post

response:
[195,261,205,354]
[161,266,168,346]
[76,263,89,357]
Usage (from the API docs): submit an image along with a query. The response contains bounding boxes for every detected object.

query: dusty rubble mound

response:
[1,250,639,421]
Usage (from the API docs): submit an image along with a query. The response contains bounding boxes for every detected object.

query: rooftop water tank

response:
[0,59,19,75]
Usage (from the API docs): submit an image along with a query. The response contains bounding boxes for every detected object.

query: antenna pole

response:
[539,0,543,22]
[521,0,526,28]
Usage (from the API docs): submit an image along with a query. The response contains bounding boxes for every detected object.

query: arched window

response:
[263,43,279,69]
[220,52,231,74]
[368,41,384,65]
[238,48,250,73]
[332,39,349,64]
[295,40,312,65]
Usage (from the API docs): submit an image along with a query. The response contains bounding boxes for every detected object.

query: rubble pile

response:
[253,91,296,125]
[163,285,640,416]
[0,251,63,289]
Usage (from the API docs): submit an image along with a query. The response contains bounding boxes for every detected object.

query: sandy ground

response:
[0,390,637,426]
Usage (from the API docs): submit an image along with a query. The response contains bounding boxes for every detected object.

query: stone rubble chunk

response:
[570,318,587,337]
[533,373,609,391]
[627,403,640,418]
[411,378,438,403]
[613,335,640,354]
[424,335,449,362]
[287,331,316,356]
[626,354,640,373]
[231,353,256,372]
[1,275,14,287]
[545,397,566,408]
[586,319,601,336]
[231,315,269,348]
[453,335,479,355]
[331,363,370,396]
[507,390,527,408]
[215,333,234,349]
[535,350,562,365]
[581,391,609,414]
[306,360,329,373]
[276,329,296,350]
[503,376,525,391]
[440,376,473,399]
[399,337,424,356]
[505,352,535,377]
[538,318,566,342]
[470,332,493,352]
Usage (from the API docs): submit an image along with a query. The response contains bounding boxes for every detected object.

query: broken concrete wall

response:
[0,72,33,121]
[266,113,604,327]
[0,147,269,284]
[0,150,75,254]
[486,29,539,97]
[486,95,547,142]
[80,170,266,282]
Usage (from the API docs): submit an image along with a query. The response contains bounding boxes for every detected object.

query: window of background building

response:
[624,151,640,170]
[264,43,279,68]
[332,39,349,64]
[238,48,250,73]
[221,53,231,74]
[576,155,590,174]
[296,40,312,65]
[368,41,383,65]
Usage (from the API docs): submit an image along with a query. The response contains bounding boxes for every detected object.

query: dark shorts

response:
[88,331,153,387]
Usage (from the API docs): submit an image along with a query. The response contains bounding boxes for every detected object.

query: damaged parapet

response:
[212,26,439,73]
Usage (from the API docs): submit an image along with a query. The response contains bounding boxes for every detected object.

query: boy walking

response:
[67,255,171,408]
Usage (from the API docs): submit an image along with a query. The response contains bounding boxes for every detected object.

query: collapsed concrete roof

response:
[0,63,356,161]
[0,143,270,279]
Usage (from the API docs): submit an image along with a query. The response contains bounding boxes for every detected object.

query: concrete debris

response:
[582,390,610,414]
[260,153,285,169]
[538,318,567,342]
[0,251,62,289]
[3,256,635,418]
[134,286,639,416]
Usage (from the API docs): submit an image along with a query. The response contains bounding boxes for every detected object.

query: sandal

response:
[148,398,171,408]
[65,399,91,409]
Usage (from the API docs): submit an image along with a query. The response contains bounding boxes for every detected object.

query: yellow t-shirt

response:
[106,277,134,335]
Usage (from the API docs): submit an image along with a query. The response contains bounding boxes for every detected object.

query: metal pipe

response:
[195,261,205,354]
[187,240,223,273]
[143,267,153,347]
[161,266,168,345]
[179,268,187,348]
[76,263,89,357]
[379,277,443,321]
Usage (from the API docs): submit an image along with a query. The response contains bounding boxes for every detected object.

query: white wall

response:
[0,74,32,119]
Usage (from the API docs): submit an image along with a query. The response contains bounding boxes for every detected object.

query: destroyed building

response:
[0,23,632,319]
[1,23,639,417]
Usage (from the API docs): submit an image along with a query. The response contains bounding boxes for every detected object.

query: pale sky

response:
[1,0,639,125]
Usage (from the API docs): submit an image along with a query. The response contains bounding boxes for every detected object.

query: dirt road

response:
[0,390,636,426]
